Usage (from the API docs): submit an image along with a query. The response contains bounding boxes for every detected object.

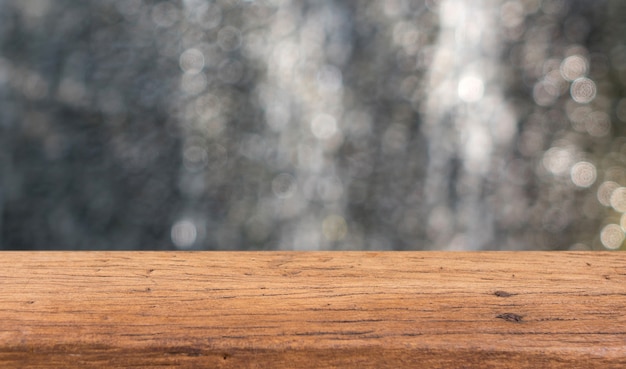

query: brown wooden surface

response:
[1,252,625,368]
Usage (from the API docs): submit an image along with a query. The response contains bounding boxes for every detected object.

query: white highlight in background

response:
[171,220,197,249]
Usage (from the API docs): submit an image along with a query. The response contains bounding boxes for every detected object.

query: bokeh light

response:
[217,26,242,52]
[272,173,296,199]
[171,220,197,249]
[560,55,589,82]
[310,114,338,140]
[543,147,574,176]
[570,77,597,104]
[571,161,597,188]
[598,181,620,207]
[179,48,205,74]
[600,224,624,250]
[457,75,484,103]
[610,187,626,213]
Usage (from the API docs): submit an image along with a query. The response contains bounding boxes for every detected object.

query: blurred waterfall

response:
[422,0,517,249]
[0,0,624,251]
[172,1,352,250]
[258,2,351,249]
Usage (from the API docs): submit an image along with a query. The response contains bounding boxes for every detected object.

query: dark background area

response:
[1,0,625,250]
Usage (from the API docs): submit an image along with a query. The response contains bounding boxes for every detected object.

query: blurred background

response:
[1,0,625,250]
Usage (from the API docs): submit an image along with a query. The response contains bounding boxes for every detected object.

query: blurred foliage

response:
[0,0,625,250]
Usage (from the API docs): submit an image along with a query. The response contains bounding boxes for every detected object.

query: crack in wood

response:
[496,313,523,322]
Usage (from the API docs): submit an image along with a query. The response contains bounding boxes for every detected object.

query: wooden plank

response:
[0,252,625,368]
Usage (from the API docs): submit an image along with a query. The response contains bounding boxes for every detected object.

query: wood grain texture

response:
[1,252,625,368]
